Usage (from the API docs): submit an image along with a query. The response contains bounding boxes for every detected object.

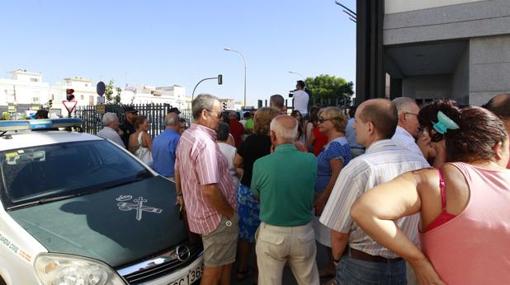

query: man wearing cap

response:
[168,107,181,116]
[120,106,138,148]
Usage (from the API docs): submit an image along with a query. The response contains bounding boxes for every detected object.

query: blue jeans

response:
[336,254,407,285]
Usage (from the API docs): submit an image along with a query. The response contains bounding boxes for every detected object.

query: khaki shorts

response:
[201,215,239,267]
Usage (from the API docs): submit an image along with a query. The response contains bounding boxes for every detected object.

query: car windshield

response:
[0,140,152,209]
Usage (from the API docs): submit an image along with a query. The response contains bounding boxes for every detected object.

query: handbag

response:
[135,132,153,166]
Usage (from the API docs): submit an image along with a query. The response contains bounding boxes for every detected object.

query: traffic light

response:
[222,102,227,110]
[218,74,223,85]
[66,89,75,101]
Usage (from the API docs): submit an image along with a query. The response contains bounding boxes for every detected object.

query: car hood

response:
[8,176,187,267]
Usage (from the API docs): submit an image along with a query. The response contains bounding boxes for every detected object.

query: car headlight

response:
[34,253,126,285]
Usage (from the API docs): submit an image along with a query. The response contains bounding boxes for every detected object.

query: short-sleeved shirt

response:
[97,126,124,147]
[320,139,430,258]
[175,123,236,235]
[315,137,352,193]
[293,90,310,116]
[251,144,317,227]
[152,128,180,177]
[237,134,272,187]
[245,118,254,130]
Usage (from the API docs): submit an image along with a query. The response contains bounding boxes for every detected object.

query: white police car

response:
[0,119,202,285]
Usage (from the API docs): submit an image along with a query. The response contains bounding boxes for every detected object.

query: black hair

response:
[217,122,230,141]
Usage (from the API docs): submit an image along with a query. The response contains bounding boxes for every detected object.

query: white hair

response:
[102,112,119,126]
[392,97,418,114]
[165,113,178,126]
[270,116,298,143]
[192,94,219,120]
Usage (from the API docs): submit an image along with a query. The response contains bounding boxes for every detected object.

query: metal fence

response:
[76,104,192,137]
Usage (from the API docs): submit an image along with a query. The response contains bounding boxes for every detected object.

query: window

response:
[32,97,39,103]
[0,140,151,209]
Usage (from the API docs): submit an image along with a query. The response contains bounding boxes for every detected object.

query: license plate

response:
[168,264,202,285]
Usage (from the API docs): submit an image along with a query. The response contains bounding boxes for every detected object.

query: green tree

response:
[304,74,354,106]
[105,80,114,103]
[114,87,122,104]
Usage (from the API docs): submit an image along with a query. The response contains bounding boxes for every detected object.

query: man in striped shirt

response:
[320,99,429,284]
[175,94,238,285]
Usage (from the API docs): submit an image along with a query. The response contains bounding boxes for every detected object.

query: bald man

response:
[484,93,510,168]
[251,115,319,285]
[320,99,429,285]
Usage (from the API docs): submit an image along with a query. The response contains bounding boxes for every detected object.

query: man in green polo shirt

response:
[251,115,319,285]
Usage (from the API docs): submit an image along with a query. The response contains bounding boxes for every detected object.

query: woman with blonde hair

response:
[234,107,279,280]
[313,107,352,277]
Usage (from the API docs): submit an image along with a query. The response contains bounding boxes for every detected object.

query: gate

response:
[76,104,192,137]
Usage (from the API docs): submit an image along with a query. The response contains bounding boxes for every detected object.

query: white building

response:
[0,69,50,107]
[121,85,190,108]
[0,69,191,114]
[51,76,98,109]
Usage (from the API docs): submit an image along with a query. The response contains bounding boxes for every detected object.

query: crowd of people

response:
[96,84,510,285]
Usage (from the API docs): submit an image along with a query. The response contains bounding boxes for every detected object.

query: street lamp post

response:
[224,47,247,107]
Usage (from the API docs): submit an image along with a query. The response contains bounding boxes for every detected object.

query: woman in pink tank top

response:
[351,106,510,285]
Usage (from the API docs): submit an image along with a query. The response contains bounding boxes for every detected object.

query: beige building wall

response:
[385,0,486,14]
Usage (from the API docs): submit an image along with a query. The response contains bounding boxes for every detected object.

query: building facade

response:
[120,85,190,109]
[357,0,510,105]
[0,69,50,107]
[0,70,191,116]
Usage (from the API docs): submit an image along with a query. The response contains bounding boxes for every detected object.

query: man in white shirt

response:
[292,80,309,117]
[320,99,429,285]
[97,112,124,147]
[391,97,423,156]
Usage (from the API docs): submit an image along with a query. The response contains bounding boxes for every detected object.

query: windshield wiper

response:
[7,170,153,210]
[7,192,83,210]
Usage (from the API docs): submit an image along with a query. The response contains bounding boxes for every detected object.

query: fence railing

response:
[76,104,192,136]
[77,98,348,136]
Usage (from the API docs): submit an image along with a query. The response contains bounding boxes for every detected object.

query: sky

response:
[0,0,357,106]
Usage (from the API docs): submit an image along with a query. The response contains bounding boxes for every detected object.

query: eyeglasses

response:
[404,112,419,117]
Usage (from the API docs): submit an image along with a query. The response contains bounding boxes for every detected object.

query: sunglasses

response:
[318,116,340,123]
